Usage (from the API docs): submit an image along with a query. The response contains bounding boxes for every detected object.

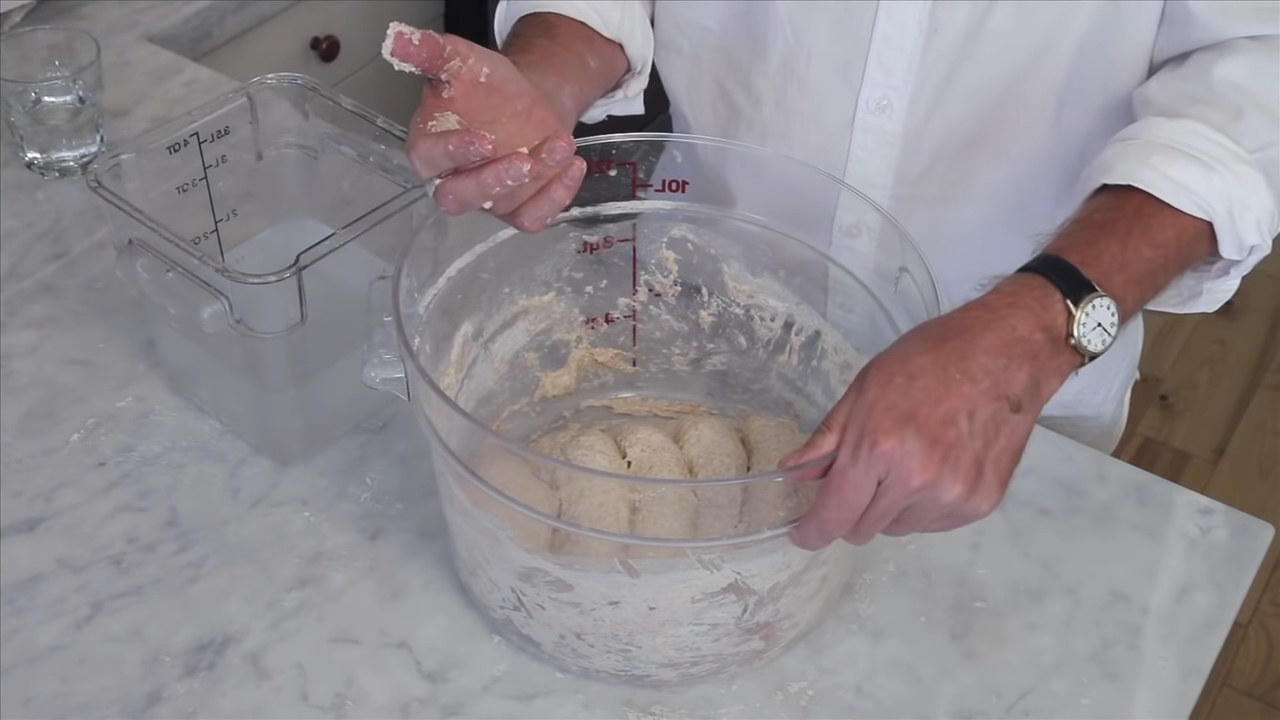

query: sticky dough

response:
[619,423,697,558]
[741,415,813,531]
[533,428,631,557]
[524,411,814,556]
[676,416,748,537]
[466,449,559,551]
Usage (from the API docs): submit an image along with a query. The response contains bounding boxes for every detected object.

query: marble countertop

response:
[0,2,1273,718]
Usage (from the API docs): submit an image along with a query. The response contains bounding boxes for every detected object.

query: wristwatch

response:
[1015,252,1120,365]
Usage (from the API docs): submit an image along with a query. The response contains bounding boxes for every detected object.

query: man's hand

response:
[783,274,1080,549]
[783,185,1217,549]
[387,16,627,232]
[388,26,582,232]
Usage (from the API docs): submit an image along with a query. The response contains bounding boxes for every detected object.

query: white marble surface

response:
[0,2,1274,718]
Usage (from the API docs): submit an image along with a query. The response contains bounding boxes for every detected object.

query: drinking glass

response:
[0,25,104,178]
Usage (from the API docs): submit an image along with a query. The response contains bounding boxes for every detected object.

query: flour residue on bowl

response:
[534,345,634,400]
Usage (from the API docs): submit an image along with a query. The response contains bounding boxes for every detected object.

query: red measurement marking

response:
[580,158,688,368]
[630,220,638,367]
[575,235,633,255]
[634,178,691,195]
[655,178,690,194]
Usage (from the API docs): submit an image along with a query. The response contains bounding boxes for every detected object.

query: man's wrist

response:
[970,272,1083,401]
[965,184,1216,402]
[501,13,630,133]
[509,62,582,132]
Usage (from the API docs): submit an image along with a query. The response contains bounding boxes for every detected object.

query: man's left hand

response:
[783,273,1081,549]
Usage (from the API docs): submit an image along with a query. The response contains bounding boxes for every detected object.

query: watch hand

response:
[1093,322,1114,339]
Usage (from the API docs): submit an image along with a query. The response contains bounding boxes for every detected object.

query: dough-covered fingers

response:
[505,156,587,233]
[487,134,577,216]
[384,23,482,85]
[433,152,534,215]
[406,128,494,180]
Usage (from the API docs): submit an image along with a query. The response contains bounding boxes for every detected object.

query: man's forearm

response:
[501,13,630,131]
[1043,185,1217,320]
[982,185,1217,400]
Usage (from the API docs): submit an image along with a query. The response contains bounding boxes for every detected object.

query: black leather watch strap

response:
[1015,253,1098,308]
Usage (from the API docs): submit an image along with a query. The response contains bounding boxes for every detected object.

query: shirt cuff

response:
[493,1,655,124]
[1079,116,1279,314]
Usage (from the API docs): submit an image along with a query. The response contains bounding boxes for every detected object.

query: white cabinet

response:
[198,0,443,127]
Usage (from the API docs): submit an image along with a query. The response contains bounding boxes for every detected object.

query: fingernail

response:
[560,158,586,185]
[536,209,559,230]
[462,137,493,162]
[542,138,573,164]
[431,187,458,214]
[505,160,531,185]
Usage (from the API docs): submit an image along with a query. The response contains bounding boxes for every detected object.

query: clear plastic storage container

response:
[365,134,942,684]
[87,74,426,464]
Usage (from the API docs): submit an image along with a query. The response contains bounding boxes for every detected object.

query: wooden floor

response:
[1112,244,1279,720]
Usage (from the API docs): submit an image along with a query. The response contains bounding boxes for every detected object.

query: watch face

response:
[1074,294,1121,356]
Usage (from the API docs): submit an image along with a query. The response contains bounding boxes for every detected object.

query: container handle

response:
[362,274,410,401]
[119,239,231,335]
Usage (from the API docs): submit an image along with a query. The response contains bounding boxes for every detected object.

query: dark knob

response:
[309,35,341,63]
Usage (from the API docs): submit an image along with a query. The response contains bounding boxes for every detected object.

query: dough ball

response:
[515,409,819,555]
[616,422,691,479]
[675,416,748,478]
[741,415,806,473]
[538,427,634,557]
[465,450,559,553]
[562,428,630,474]
[740,415,808,532]
[675,416,747,538]
[617,422,698,556]
[529,426,576,457]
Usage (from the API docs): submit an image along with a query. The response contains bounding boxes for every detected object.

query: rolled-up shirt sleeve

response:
[1079,0,1280,313]
[494,1,656,124]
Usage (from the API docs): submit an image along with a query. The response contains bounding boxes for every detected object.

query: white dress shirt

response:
[494,0,1280,453]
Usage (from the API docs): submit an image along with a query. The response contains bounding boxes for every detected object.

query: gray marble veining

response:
[0,2,1273,719]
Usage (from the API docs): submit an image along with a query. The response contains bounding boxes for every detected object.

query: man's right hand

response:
[386,25,586,233]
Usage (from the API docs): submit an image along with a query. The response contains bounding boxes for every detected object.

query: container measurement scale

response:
[87,73,428,464]
[572,157,693,368]
[164,123,237,261]
[534,136,936,381]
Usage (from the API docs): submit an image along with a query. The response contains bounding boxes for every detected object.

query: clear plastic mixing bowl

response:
[365,133,941,684]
